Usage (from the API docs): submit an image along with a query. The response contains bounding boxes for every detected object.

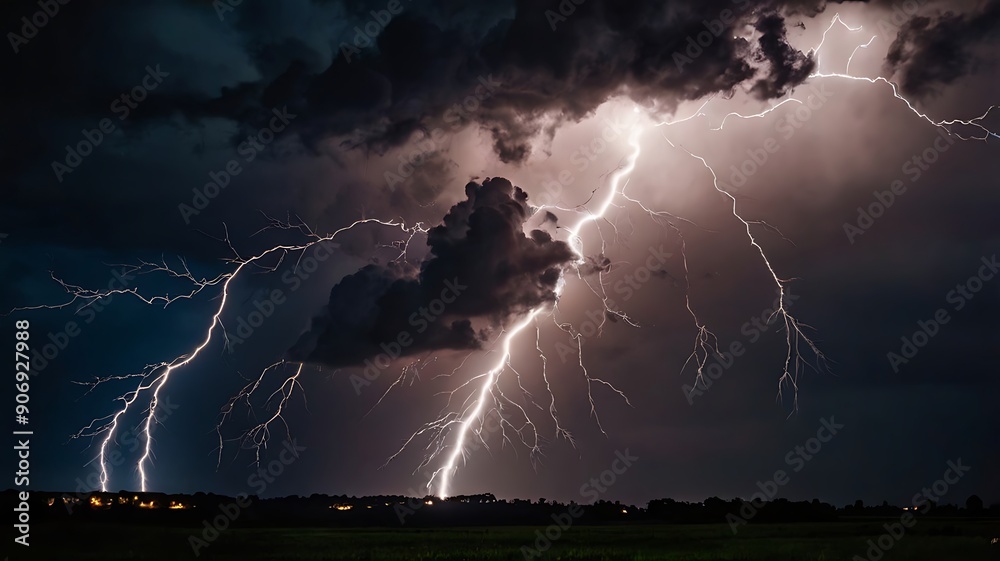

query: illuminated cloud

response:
[290,176,575,367]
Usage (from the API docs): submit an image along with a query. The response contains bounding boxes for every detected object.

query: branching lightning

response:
[14,217,425,492]
[416,126,645,499]
[12,12,998,499]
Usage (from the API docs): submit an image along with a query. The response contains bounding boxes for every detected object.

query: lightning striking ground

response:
[422,13,999,496]
[11,12,999,499]
[424,125,644,498]
[14,217,425,492]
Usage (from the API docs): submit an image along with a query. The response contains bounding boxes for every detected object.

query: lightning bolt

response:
[846,35,877,75]
[425,11,999,497]
[811,12,863,74]
[646,13,998,407]
[425,125,644,499]
[810,14,998,141]
[11,12,998,499]
[14,217,425,491]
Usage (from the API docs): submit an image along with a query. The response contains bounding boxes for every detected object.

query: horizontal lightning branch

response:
[13,216,424,492]
[11,13,997,501]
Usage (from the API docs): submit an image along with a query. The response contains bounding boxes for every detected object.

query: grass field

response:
[20,519,1000,560]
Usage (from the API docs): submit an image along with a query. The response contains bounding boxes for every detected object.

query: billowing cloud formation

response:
[749,13,816,99]
[3,0,997,260]
[884,2,1000,96]
[1,0,855,171]
[201,0,824,163]
[289,177,575,367]
[5,0,998,186]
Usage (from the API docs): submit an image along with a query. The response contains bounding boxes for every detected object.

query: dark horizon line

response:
[6,489,997,510]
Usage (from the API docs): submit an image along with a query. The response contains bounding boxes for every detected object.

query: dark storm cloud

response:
[289,176,575,367]
[749,14,815,99]
[0,0,877,176]
[197,0,816,163]
[5,0,994,194]
[3,0,998,508]
[884,2,1000,96]
[176,0,996,167]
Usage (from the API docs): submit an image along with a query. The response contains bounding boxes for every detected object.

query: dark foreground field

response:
[17,519,1000,560]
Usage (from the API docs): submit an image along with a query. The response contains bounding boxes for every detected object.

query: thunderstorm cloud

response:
[10,0,992,186]
[289,177,575,367]
[884,2,1000,96]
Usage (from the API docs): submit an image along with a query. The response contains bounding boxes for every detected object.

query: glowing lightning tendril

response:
[11,12,998,498]
[431,126,644,498]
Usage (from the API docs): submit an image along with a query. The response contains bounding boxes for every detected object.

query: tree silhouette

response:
[965,495,984,512]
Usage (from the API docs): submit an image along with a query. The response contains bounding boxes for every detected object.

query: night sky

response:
[2,0,998,508]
